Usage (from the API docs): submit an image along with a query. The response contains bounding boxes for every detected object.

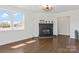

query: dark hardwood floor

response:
[0,35,79,53]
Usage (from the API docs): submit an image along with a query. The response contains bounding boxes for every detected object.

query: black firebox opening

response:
[39,23,53,37]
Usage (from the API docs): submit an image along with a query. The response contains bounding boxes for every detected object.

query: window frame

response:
[0,8,24,31]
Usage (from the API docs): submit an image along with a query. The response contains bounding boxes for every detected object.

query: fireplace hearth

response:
[39,23,53,37]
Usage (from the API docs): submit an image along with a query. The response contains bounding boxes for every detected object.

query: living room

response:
[0,5,79,53]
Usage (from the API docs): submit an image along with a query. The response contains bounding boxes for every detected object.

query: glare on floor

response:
[11,43,26,49]
[25,40,37,44]
[11,40,37,49]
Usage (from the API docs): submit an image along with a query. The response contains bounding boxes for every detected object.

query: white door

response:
[57,16,70,36]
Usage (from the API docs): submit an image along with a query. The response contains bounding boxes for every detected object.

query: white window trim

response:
[0,8,24,31]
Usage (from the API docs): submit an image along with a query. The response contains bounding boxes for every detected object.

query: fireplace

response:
[39,23,53,37]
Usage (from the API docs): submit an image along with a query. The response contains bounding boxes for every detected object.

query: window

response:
[0,9,24,31]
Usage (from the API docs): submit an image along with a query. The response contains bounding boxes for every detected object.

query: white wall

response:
[0,6,57,45]
[0,5,79,45]
[0,6,35,45]
[32,12,58,37]
[54,9,79,38]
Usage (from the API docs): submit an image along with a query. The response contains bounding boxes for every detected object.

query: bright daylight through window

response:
[0,9,24,31]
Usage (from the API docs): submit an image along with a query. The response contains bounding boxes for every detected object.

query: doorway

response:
[57,16,70,36]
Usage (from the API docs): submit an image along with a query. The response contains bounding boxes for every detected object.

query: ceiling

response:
[15,5,79,13]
